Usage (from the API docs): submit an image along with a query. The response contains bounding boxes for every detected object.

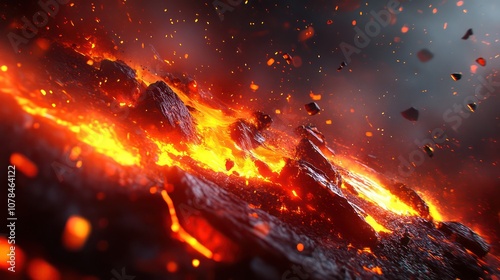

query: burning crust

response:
[0,41,496,279]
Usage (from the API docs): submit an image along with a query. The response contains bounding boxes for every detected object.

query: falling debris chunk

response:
[252,111,273,131]
[400,107,419,122]
[282,53,293,64]
[461,28,473,40]
[467,103,477,112]
[304,102,321,116]
[476,57,486,66]
[337,61,347,71]
[450,73,462,81]
[417,49,434,62]
[423,145,434,158]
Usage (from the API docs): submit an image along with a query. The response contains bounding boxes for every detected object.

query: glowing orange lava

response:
[365,215,392,233]
[0,46,449,265]
[161,190,214,259]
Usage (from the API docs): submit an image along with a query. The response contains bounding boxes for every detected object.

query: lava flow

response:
[0,40,496,279]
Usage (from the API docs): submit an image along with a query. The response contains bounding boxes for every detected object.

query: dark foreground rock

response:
[280,159,378,247]
[439,221,491,258]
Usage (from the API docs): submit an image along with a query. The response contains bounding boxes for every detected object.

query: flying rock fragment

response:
[417,49,434,62]
[304,102,321,116]
[450,73,462,81]
[401,107,419,122]
[423,145,434,158]
[461,28,473,40]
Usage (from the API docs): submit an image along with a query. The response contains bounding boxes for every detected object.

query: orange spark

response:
[27,258,60,280]
[250,81,259,92]
[296,243,304,252]
[166,261,178,273]
[309,91,322,101]
[10,153,38,178]
[62,215,92,251]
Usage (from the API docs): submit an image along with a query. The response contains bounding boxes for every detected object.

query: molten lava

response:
[0,44,448,264]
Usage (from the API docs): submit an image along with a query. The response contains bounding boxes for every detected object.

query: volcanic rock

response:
[42,43,100,89]
[295,138,341,186]
[438,221,491,258]
[295,125,336,156]
[133,81,197,141]
[279,159,378,246]
[295,125,326,147]
[387,183,430,218]
[230,119,265,151]
[304,102,321,116]
[252,111,273,131]
[401,107,419,122]
[164,166,342,279]
[99,59,142,103]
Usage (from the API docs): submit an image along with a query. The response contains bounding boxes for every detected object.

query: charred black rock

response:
[253,111,273,131]
[304,102,321,116]
[230,119,265,151]
[295,125,326,147]
[99,59,142,102]
[295,125,335,156]
[42,43,100,89]
[400,230,411,246]
[164,166,343,279]
[279,159,378,247]
[387,183,430,218]
[438,221,490,258]
[295,138,341,186]
[133,81,197,141]
[462,28,473,40]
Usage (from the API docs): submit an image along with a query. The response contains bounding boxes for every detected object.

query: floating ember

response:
[476,57,487,67]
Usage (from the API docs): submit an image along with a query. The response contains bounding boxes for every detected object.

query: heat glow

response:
[0,47,446,262]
